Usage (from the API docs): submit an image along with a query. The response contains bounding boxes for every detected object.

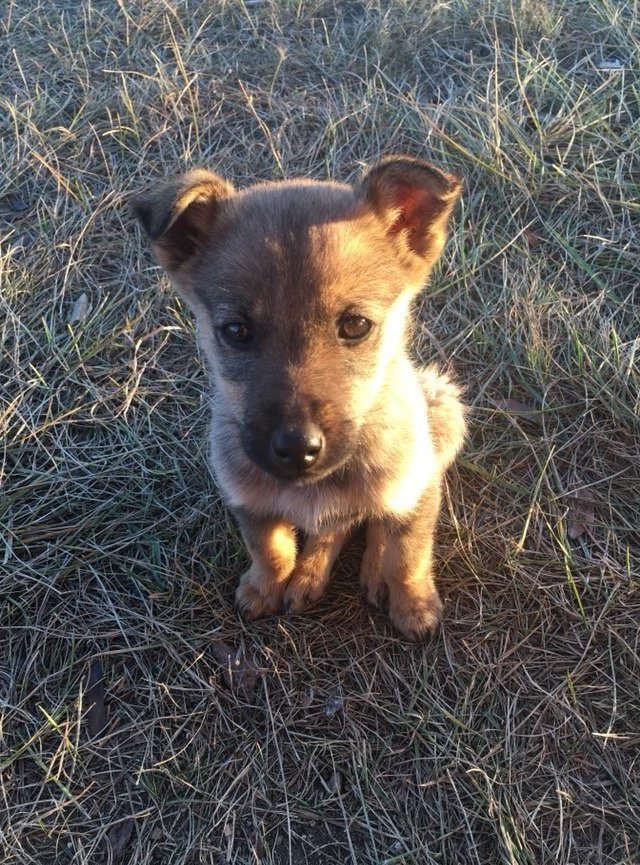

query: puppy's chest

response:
[263,475,373,533]
[217,449,436,535]
[216,464,368,533]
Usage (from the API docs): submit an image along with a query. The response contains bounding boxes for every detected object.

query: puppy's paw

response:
[282,566,325,614]
[359,541,387,608]
[236,571,283,620]
[359,566,388,609]
[389,590,443,642]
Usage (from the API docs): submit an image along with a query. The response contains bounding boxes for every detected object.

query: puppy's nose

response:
[270,424,324,471]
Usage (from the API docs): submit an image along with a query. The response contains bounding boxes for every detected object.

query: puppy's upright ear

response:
[359,156,462,280]
[133,169,235,291]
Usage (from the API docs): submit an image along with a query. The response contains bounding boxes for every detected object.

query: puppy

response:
[134,156,466,640]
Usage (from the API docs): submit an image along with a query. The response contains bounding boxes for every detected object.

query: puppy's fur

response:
[134,157,466,640]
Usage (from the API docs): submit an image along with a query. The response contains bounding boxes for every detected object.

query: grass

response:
[1,0,639,862]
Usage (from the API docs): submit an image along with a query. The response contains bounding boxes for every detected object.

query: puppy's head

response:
[134,157,461,484]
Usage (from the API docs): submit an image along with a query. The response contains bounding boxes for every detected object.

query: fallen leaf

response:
[299,688,314,708]
[68,293,91,325]
[327,770,343,794]
[323,693,344,718]
[104,817,134,862]
[598,58,623,70]
[523,227,541,248]
[86,660,107,739]
[209,642,259,699]
[492,399,543,424]
[566,495,595,539]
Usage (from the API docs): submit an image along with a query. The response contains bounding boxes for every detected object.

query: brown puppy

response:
[134,157,466,640]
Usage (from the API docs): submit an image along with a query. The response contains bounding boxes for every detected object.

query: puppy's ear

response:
[132,169,234,282]
[359,156,462,279]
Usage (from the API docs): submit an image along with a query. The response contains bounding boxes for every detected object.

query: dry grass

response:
[1,0,639,863]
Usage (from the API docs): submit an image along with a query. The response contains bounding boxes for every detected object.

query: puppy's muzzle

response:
[269,422,325,476]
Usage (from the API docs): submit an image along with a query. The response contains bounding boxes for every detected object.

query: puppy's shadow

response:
[302,524,391,633]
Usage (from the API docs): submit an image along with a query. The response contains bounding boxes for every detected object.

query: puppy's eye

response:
[222,322,253,344]
[338,314,372,341]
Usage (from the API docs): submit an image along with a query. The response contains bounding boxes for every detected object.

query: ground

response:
[1,1,639,863]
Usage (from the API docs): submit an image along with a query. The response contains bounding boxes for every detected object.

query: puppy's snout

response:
[270,423,324,472]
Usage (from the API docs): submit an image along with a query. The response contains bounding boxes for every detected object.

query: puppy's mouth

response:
[240,430,355,486]
[270,455,352,486]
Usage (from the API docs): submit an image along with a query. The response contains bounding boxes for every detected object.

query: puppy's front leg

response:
[283,527,351,613]
[361,487,444,641]
[233,509,297,619]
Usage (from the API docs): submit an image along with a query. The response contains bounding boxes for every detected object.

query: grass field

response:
[1,1,639,862]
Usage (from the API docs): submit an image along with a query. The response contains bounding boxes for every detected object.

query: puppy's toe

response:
[389,591,443,642]
[282,568,324,614]
[236,574,282,620]
[362,573,388,609]
[359,564,388,609]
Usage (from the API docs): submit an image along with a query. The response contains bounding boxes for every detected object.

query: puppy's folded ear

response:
[132,169,235,285]
[359,156,462,279]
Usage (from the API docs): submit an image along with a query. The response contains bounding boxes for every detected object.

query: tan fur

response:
[283,527,351,613]
[134,155,466,640]
[234,516,297,618]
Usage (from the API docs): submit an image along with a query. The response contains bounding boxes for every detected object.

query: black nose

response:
[270,424,324,472]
